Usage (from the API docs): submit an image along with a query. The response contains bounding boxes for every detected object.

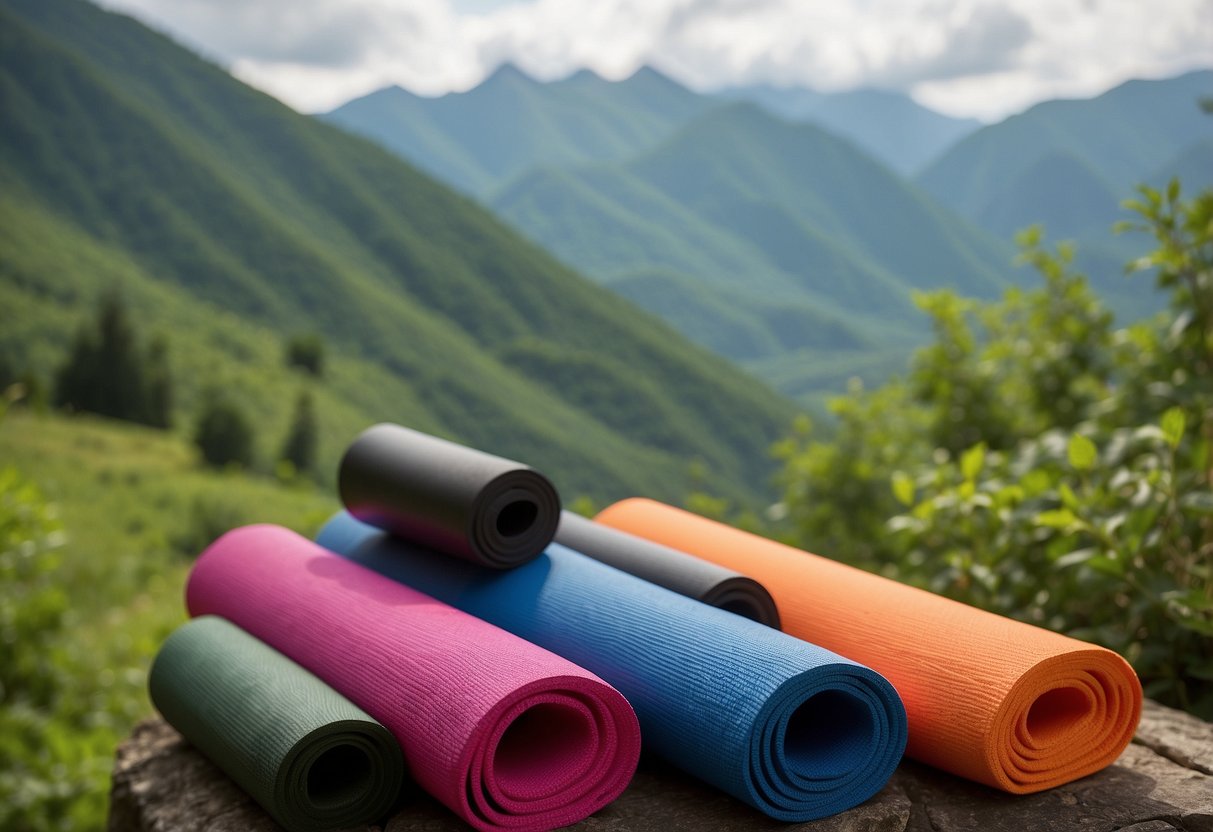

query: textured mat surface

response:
[555,512,779,627]
[318,511,907,822]
[185,524,640,832]
[596,498,1143,794]
[339,423,560,568]
[148,616,403,832]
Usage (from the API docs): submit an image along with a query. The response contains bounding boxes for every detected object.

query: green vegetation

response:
[285,333,325,378]
[194,395,256,469]
[53,292,172,429]
[772,182,1213,717]
[0,0,796,509]
[279,391,319,476]
[0,409,339,830]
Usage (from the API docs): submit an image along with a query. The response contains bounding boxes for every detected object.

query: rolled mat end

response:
[186,524,638,832]
[595,496,1144,793]
[338,423,560,569]
[982,649,1142,794]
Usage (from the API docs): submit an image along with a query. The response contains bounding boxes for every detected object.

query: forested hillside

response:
[0,0,798,506]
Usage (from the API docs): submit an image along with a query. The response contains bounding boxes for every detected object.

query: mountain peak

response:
[481,61,535,87]
[624,65,684,91]
[563,67,605,84]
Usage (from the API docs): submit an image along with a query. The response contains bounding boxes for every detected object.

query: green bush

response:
[776,181,1213,717]
[194,396,255,469]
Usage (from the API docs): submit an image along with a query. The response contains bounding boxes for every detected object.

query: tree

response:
[279,390,317,475]
[142,335,173,429]
[194,396,255,468]
[285,333,325,378]
[53,292,173,428]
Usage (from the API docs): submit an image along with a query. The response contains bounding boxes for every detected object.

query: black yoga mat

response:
[555,511,780,627]
[148,616,404,832]
[339,423,560,568]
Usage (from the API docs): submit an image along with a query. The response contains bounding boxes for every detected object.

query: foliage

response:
[0,466,66,708]
[53,292,173,429]
[777,181,1213,717]
[279,390,318,476]
[194,394,255,469]
[285,333,325,378]
[0,411,338,831]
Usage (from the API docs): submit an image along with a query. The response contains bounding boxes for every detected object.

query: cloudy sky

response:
[96,0,1213,122]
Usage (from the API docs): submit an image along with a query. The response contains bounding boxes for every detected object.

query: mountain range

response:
[326,65,1017,402]
[0,0,798,506]
[327,64,1208,404]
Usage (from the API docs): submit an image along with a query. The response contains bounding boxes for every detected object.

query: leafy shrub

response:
[194,396,255,469]
[776,181,1213,717]
[285,333,325,378]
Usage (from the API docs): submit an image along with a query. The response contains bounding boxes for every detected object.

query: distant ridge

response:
[324,62,715,195]
[714,83,981,175]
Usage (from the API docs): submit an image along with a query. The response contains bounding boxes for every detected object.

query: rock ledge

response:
[109,699,1213,832]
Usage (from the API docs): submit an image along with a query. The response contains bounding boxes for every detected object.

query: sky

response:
[95,0,1213,123]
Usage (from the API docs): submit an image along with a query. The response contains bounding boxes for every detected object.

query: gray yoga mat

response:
[339,423,560,568]
[555,511,780,627]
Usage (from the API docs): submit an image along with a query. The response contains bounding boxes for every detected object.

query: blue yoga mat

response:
[317,512,907,821]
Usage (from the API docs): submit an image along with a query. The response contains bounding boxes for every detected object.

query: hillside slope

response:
[491,103,1015,400]
[0,0,797,505]
[919,71,1213,230]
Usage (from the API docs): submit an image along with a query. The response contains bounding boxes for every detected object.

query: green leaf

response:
[1035,508,1078,529]
[891,471,915,507]
[1067,433,1097,471]
[960,442,986,481]
[1059,482,1080,510]
[1054,548,1097,568]
[1161,406,1186,449]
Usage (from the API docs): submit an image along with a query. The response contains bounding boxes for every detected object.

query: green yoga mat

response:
[148,616,404,832]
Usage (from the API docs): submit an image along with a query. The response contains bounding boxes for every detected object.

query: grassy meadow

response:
[0,407,337,829]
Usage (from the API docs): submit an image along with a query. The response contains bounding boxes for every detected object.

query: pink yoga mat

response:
[186,524,640,831]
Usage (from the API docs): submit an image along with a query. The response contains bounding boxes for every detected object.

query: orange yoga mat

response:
[596,498,1142,794]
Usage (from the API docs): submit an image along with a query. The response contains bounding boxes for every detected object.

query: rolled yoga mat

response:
[595,498,1143,794]
[148,615,403,832]
[339,423,560,568]
[555,511,780,628]
[318,511,907,822]
[186,524,640,832]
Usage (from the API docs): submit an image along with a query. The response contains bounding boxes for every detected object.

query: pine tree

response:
[279,390,318,475]
[52,292,174,428]
[142,335,173,429]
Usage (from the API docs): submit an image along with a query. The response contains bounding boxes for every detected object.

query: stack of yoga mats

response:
[151,418,1143,831]
[317,511,908,822]
[186,524,641,832]
[595,498,1144,794]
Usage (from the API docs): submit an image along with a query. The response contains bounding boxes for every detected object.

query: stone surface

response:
[109,700,1213,832]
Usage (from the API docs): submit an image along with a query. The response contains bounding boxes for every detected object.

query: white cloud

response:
[96,0,1213,120]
